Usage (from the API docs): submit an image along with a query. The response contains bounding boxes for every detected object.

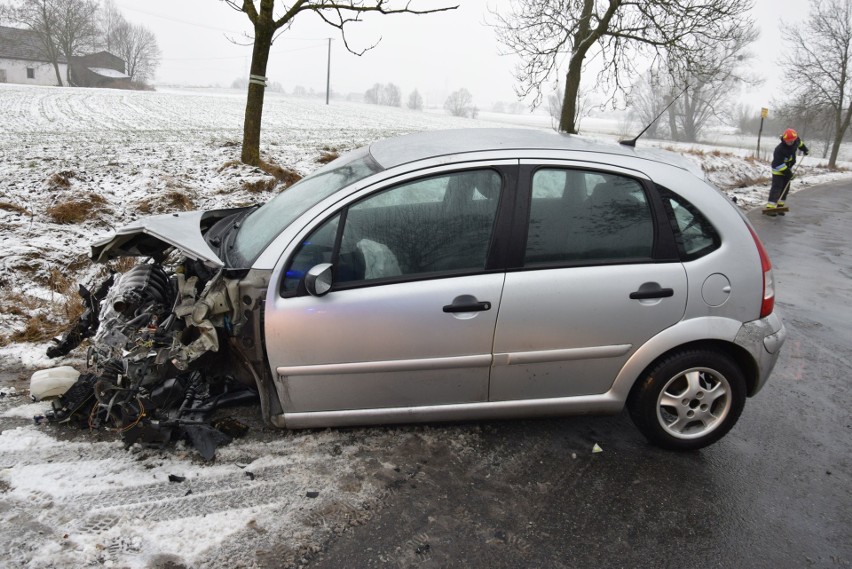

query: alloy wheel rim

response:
[656,366,732,440]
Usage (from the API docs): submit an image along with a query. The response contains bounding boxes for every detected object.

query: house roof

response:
[0,26,66,64]
[87,51,123,63]
[89,67,130,79]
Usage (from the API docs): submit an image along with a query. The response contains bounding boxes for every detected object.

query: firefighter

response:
[765,128,809,213]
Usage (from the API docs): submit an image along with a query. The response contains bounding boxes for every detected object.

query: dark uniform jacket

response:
[771,137,809,177]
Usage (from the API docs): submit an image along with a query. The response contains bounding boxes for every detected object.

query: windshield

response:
[231,146,382,265]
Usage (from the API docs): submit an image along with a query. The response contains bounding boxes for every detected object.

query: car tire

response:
[627,349,746,451]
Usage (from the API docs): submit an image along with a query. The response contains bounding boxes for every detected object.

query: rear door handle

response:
[629,288,674,300]
[443,301,492,313]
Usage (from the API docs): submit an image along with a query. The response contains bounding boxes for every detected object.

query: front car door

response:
[490,164,688,400]
[265,166,513,413]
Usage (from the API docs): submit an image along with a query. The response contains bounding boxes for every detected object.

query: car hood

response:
[91,209,229,267]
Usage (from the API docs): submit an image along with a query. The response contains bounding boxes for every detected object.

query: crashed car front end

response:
[39,148,384,458]
[41,208,277,459]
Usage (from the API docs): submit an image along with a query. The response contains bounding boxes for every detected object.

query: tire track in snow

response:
[0,421,481,568]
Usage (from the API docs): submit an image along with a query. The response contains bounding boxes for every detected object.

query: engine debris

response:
[37,256,260,460]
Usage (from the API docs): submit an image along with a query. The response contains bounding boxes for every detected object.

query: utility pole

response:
[326,38,331,105]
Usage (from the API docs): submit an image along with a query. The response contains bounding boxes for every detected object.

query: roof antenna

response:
[620,84,689,147]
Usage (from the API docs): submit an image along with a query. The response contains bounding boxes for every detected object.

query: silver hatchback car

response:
[87,128,786,451]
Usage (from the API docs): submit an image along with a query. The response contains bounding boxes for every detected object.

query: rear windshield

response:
[231,147,382,265]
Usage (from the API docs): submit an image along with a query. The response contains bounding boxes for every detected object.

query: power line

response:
[114,2,330,41]
[115,3,245,34]
[159,43,327,62]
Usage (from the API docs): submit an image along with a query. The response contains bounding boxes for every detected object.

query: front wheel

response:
[627,349,746,451]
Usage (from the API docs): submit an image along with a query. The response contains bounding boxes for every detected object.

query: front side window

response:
[283,169,502,294]
[26,68,35,79]
[524,168,654,265]
[282,214,340,293]
[232,146,381,266]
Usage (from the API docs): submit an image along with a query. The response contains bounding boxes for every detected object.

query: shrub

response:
[242,178,278,193]
[1,285,83,345]
[46,193,109,224]
[260,160,302,189]
[137,188,195,214]
[46,170,77,189]
[731,175,770,188]
[317,150,339,164]
[0,201,30,215]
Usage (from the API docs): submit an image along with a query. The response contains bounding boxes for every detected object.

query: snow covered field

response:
[0,83,850,568]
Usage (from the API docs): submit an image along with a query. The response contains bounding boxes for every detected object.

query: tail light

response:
[746,224,775,318]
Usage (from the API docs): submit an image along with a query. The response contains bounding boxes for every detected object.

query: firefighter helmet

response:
[782,128,798,142]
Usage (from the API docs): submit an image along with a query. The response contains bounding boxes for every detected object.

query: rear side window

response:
[663,191,720,260]
[524,168,654,265]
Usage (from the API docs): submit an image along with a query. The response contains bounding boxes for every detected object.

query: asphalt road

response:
[303,180,852,569]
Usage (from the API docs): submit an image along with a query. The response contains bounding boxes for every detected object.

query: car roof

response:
[368,128,702,178]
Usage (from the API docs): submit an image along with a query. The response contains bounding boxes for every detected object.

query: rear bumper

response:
[734,312,787,395]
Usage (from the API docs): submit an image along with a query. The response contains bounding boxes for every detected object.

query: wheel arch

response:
[611,317,761,405]
[626,340,759,404]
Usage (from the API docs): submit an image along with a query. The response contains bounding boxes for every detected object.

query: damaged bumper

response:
[41,210,275,459]
[734,311,787,395]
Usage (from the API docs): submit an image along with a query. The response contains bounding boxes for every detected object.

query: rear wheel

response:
[627,349,746,451]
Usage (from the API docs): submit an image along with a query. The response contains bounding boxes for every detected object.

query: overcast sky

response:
[114,0,810,112]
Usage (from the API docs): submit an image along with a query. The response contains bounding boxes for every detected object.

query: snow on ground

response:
[0,400,483,568]
[0,83,850,567]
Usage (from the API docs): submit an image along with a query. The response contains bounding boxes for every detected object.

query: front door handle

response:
[629,288,674,300]
[443,301,492,313]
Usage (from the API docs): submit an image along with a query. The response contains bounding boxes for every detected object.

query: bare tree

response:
[774,92,838,159]
[444,88,477,118]
[384,82,401,107]
[683,30,759,141]
[110,20,160,84]
[223,0,457,166]
[6,0,65,86]
[408,89,423,110]
[626,71,669,139]
[783,0,852,167]
[677,88,717,142]
[492,0,757,135]
[54,0,99,84]
[365,82,382,104]
[99,0,124,52]
[366,82,401,106]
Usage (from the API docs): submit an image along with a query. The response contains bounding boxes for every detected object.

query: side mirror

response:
[304,263,334,297]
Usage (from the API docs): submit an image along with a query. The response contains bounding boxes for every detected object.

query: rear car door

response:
[264,165,514,413]
[490,164,688,400]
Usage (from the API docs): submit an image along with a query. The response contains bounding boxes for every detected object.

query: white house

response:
[0,26,67,86]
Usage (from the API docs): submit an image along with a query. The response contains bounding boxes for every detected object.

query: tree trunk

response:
[558,0,594,134]
[829,104,852,168]
[667,100,679,141]
[559,57,583,133]
[681,93,697,142]
[241,19,274,166]
[52,61,64,86]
